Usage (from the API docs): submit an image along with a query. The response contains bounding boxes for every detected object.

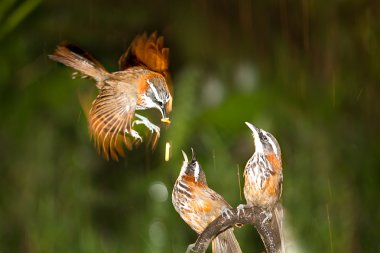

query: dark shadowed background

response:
[1,0,379,252]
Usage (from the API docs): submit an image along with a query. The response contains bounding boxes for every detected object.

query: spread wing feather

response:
[118,32,169,73]
[89,83,136,160]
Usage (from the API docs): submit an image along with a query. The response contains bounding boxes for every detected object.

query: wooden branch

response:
[187,206,282,253]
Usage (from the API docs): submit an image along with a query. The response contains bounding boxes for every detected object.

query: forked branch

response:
[187,206,282,253]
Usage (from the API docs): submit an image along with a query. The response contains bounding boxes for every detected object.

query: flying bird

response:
[49,32,172,160]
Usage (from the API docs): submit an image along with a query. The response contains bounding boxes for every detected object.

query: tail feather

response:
[49,43,109,84]
[211,228,242,253]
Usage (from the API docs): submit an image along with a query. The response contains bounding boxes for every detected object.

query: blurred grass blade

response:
[0,0,17,21]
[0,0,42,40]
[166,66,201,150]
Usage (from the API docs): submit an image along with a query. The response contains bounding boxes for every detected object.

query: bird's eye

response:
[260,134,268,142]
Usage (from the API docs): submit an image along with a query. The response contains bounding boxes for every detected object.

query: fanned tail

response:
[211,228,242,253]
[49,43,109,85]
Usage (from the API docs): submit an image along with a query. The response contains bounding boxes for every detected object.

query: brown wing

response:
[118,32,169,73]
[198,185,232,215]
[183,181,231,233]
[119,32,173,101]
[89,82,136,161]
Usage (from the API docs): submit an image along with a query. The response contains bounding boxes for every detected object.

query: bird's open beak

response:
[181,150,188,163]
[191,147,196,161]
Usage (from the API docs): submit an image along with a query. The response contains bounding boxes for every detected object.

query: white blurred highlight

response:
[149,181,168,203]
[149,221,167,247]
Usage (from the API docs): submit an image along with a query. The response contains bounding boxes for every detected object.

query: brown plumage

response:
[243,122,285,252]
[243,122,283,211]
[172,150,242,253]
[49,33,172,160]
[119,32,169,73]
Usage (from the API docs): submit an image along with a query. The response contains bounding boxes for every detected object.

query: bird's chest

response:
[244,155,272,189]
[243,155,281,208]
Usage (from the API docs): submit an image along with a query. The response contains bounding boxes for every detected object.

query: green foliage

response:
[1,1,379,252]
[0,0,42,39]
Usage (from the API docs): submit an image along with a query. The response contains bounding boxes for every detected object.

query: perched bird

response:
[49,32,172,160]
[172,149,242,253]
[241,122,284,250]
[242,122,283,212]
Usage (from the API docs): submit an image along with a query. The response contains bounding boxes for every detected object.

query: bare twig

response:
[187,206,282,253]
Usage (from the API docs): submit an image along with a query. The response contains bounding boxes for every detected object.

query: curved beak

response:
[191,147,196,161]
[245,122,259,134]
[181,150,188,163]
[245,122,263,153]
[159,105,171,124]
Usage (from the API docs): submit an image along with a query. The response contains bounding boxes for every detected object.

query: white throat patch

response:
[253,131,264,153]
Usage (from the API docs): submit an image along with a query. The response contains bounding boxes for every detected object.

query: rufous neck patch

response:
[266,153,282,171]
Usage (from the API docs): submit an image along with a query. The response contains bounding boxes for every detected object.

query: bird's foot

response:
[185,243,196,253]
[221,207,234,219]
[237,204,247,216]
[129,129,143,143]
[261,210,273,224]
[133,114,161,136]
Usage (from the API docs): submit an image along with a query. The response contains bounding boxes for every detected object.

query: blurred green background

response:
[1,0,379,252]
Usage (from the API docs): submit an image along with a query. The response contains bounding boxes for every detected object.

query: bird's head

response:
[139,74,172,123]
[246,122,281,160]
[179,148,207,184]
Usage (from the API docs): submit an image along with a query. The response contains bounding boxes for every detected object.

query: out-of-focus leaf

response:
[0,0,42,40]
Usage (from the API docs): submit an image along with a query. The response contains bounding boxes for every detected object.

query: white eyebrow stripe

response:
[265,132,278,156]
[147,79,164,103]
[193,162,200,182]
